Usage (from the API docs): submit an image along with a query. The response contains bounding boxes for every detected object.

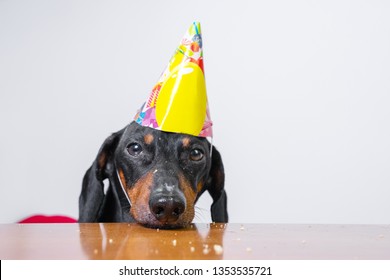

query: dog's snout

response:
[149,183,186,223]
[150,196,185,223]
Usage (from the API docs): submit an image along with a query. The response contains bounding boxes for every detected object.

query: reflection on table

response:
[0,223,389,259]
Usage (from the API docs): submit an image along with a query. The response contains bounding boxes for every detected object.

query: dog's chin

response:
[130,208,194,229]
[141,222,189,230]
[132,215,191,229]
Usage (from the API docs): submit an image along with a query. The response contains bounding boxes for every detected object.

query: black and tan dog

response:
[79,121,228,228]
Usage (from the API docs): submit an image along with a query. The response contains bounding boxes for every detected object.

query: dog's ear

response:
[205,145,228,223]
[78,128,125,222]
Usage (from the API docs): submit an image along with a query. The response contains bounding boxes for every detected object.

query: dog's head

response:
[79,121,227,228]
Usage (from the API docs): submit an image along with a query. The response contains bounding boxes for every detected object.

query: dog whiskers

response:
[194,206,209,223]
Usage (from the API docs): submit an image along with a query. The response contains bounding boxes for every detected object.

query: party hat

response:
[134,22,212,138]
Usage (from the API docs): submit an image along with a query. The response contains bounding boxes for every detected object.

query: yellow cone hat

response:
[134,22,212,137]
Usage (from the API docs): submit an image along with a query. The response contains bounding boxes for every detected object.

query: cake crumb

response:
[109,238,114,244]
[190,247,195,253]
[203,247,210,255]
[156,228,159,232]
[93,249,98,254]
[213,244,223,255]
[172,239,177,246]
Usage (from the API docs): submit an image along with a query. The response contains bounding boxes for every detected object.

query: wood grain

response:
[0,223,389,259]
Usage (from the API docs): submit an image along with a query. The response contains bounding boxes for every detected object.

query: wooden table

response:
[0,223,389,259]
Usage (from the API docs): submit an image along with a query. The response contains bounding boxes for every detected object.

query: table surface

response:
[0,223,389,260]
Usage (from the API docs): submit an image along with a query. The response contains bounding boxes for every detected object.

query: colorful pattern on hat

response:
[134,22,212,138]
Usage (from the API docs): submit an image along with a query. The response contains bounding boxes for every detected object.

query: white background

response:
[3,260,390,280]
[1,0,389,224]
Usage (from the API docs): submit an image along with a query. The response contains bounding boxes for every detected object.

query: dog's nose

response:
[149,195,185,223]
[149,181,186,223]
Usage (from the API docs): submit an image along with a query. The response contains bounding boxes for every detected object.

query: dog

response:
[79,121,228,228]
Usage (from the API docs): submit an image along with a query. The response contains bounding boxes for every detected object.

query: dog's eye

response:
[127,143,143,156]
[189,148,204,161]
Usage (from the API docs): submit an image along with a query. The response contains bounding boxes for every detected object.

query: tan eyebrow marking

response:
[182,137,191,148]
[144,134,154,145]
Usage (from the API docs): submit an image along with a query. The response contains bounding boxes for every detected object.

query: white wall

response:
[1,0,389,224]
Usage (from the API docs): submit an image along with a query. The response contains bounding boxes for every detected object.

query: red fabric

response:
[19,215,77,223]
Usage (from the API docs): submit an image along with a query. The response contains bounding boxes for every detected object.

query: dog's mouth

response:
[141,220,191,230]
[118,167,198,229]
[130,209,194,229]
[130,195,195,229]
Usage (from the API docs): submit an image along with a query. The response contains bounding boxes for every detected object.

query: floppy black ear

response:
[206,145,228,223]
[78,128,124,222]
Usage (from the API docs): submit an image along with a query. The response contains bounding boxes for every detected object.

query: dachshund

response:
[79,121,227,228]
